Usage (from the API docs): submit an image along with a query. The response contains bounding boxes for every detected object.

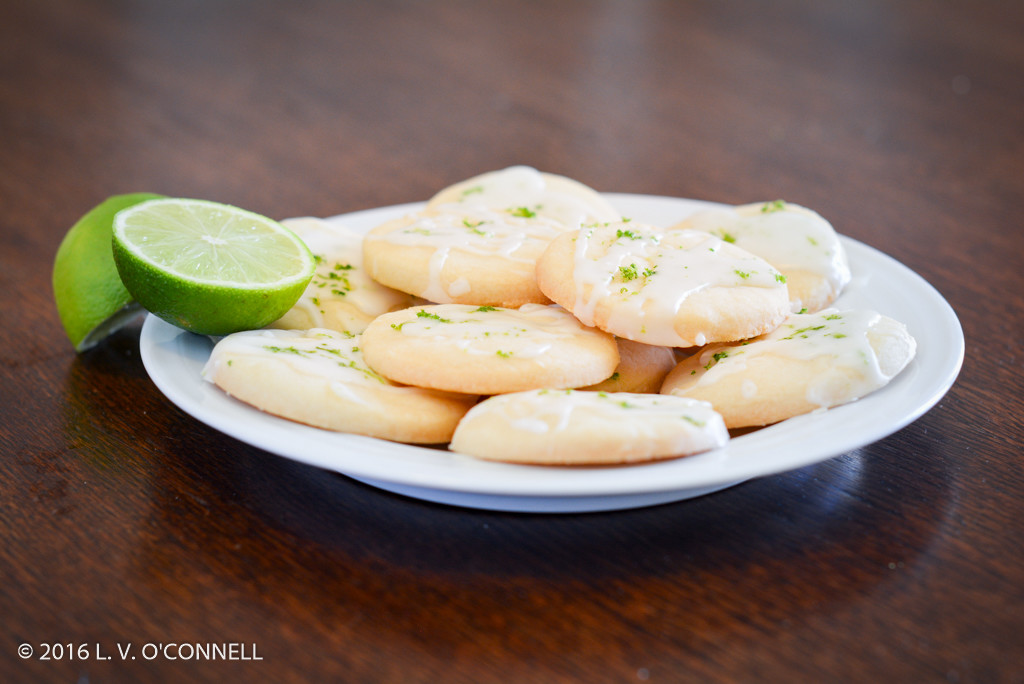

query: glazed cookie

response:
[660,308,917,428]
[202,328,476,444]
[360,303,619,395]
[536,221,791,347]
[449,389,728,465]
[362,205,574,307]
[268,217,419,334]
[426,165,620,230]
[578,338,677,394]
[671,200,851,313]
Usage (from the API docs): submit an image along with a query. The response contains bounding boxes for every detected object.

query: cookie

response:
[362,205,573,307]
[660,308,917,428]
[268,217,419,334]
[536,221,791,347]
[449,389,728,465]
[360,303,619,395]
[426,165,620,230]
[671,200,851,313]
[202,328,476,444]
[578,338,677,393]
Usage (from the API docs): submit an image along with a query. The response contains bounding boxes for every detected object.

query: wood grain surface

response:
[2,1,1022,682]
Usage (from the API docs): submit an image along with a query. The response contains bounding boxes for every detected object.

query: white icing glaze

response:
[435,165,620,229]
[509,417,551,434]
[570,222,787,346]
[365,205,571,302]
[448,277,471,297]
[390,303,596,359]
[202,328,396,405]
[690,308,907,406]
[677,201,851,303]
[329,380,368,406]
[464,389,728,442]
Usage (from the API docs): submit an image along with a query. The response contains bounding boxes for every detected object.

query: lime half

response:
[53,192,163,352]
[112,198,315,336]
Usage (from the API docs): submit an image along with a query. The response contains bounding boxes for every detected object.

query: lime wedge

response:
[112,198,315,336]
[53,192,163,352]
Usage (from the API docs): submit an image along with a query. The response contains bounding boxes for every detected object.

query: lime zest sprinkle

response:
[781,324,827,340]
[618,263,639,281]
[416,310,453,323]
[704,350,729,369]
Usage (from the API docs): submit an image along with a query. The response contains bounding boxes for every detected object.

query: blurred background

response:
[5,0,1013,239]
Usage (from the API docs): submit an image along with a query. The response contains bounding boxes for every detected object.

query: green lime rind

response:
[111,198,315,336]
[53,192,163,352]
[112,259,312,335]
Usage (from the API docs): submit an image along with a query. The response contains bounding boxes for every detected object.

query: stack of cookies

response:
[202,166,916,465]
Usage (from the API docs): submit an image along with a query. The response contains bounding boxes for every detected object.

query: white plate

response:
[139,194,964,513]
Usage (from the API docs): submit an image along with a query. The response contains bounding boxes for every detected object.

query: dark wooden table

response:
[3,1,1022,682]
